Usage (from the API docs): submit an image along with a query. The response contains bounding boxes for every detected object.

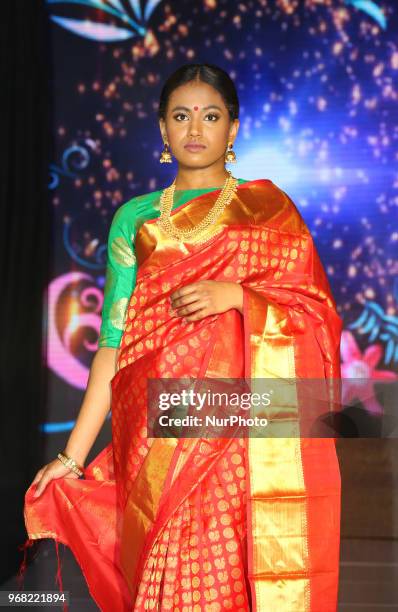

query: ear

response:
[229,118,240,144]
[159,118,167,142]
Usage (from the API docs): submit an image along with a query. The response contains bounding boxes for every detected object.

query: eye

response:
[172,112,220,121]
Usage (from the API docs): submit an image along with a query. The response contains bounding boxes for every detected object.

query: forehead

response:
[168,81,226,108]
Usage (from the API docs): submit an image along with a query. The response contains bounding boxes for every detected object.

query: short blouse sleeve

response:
[98,204,137,348]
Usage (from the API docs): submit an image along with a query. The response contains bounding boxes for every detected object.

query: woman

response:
[22,63,342,611]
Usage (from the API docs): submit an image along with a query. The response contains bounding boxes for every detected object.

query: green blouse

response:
[98,178,250,348]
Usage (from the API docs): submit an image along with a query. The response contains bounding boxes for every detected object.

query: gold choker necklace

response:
[157,171,239,243]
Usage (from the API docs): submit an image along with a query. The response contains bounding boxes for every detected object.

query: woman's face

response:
[159,80,239,169]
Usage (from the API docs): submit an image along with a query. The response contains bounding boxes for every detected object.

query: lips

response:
[184,143,206,151]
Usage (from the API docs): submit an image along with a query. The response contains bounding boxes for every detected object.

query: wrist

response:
[63,447,87,467]
[231,282,243,314]
[58,450,85,477]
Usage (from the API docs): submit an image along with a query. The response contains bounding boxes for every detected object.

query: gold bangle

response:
[57,451,84,477]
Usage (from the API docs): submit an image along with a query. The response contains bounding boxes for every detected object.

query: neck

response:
[173,169,231,191]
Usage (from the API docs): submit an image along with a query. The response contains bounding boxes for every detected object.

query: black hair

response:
[157,63,239,122]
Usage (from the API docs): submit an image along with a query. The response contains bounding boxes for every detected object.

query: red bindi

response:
[193,106,199,111]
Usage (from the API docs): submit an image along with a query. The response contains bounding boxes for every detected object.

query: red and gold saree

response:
[23,178,342,611]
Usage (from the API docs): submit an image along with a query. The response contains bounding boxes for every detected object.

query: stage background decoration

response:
[43,0,397,461]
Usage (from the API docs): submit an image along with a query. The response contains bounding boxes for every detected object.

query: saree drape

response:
[22,178,342,612]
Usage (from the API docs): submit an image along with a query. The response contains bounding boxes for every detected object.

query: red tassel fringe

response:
[54,540,69,612]
[16,537,37,590]
[16,538,69,612]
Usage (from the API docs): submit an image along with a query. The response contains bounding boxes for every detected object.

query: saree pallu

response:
[22,178,342,612]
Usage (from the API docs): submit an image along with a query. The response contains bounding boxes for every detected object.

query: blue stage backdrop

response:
[43,0,398,450]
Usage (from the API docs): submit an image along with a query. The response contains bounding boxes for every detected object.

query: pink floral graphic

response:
[340,330,398,415]
[47,272,103,389]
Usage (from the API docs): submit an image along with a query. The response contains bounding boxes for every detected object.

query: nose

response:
[188,114,202,136]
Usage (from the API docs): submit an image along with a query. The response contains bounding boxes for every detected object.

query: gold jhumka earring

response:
[225,142,237,163]
[159,141,172,163]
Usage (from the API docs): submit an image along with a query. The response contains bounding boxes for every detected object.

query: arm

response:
[30,205,137,496]
[32,348,119,496]
[66,204,137,465]
[63,346,119,465]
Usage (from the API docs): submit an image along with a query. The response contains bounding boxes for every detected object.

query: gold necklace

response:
[157,171,239,243]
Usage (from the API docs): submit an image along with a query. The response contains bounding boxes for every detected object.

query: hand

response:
[170,280,243,322]
[29,458,80,498]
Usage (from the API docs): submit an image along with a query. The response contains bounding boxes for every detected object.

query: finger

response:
[31,470,44,485]
[175,301,208,316]
[170,283,199,303]
[173,297,203,313]
[172,292,201,309]
[184,307,209,321]
[33,475,50,498]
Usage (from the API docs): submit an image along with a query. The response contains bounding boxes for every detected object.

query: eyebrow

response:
[170,105,223,112]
